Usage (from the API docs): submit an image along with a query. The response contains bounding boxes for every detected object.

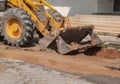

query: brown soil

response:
[106,59,120,70]
[96,48,120,59]
[84,47,120,59]
[0,42,119,77]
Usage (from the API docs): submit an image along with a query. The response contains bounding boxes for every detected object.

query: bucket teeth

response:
[39,29,60,49]
[56,36,71,55]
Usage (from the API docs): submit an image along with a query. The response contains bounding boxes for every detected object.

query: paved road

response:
[0,58,92,84]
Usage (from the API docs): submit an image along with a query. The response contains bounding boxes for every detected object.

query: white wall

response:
[47,0,98,16]
[97,0,114,13]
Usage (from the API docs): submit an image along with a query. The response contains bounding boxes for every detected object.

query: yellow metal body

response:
[7,0,69,36]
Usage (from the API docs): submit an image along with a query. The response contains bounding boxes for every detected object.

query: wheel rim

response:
[6,18,22,39]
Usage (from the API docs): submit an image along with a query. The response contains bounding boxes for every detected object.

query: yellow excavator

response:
[0,0,103,54]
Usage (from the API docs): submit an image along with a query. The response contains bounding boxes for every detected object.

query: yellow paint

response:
[6,18,22,39]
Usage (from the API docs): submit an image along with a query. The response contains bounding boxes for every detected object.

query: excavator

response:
[0,0,103,54]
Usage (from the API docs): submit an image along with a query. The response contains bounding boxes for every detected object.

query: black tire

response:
[48,10,63,22]
[2,8,34,46]
[36,6,63,22]
[36,7,63,38]
[36,6,48,22]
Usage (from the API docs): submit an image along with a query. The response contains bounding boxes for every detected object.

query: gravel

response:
[0,58,92,84]
[0,58,120,84]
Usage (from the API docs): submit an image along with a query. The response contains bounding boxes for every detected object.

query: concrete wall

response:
[97,0,114,13]
[47,0,98,16]
[46,0,115,16]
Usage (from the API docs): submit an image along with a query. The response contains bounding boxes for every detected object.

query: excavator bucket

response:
[57,25,104,54]
[39,25,104,54]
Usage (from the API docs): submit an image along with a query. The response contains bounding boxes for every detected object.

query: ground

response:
[0,58,92,84]
[0,36,119,84]
[0,58,120,84]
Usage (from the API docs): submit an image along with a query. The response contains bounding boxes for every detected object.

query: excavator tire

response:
[36,6,63,22]
[2,8,34,46]
[36,7,63,38]
[48,10,63,22]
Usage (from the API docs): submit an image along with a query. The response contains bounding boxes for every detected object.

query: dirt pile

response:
[84,47,120,59]
[96,48,120,59]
